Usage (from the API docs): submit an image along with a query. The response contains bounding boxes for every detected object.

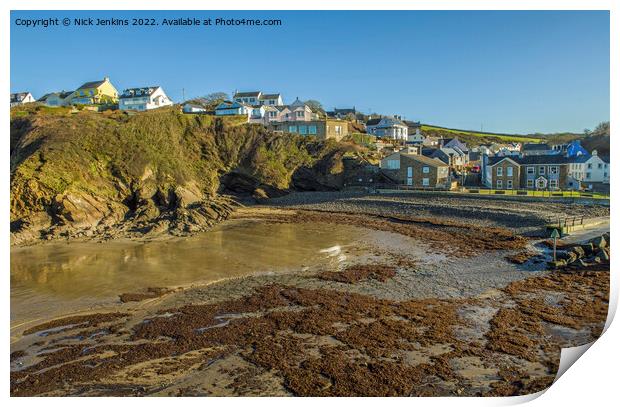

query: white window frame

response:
[527,166,535,175]
[496,180,503,189]
[549,179,558,189]
[407,167,413,177]
[527,179,534,188]
[422,166,430,174]
[496,167,503,176]
[506,166,513,177]
[539,166,546,175]
[549,166,558,175]
[422,178,430,186]
[507,179,513,189]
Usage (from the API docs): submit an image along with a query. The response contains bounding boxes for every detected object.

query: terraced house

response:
[483,155,571,190]
[69,77,119,105]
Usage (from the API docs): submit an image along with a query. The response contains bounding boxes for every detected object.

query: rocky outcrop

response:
[548,233,610,270]
[10,106,352,245]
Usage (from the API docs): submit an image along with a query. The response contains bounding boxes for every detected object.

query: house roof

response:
[366,118,381,126]
[76,78,108,90]
[119,86,161,99]
[259,93,281,100]
[10,92,31,103]
[521,143,551,151]
[487,155,573,166]
[39,91,73,102]
[402,154,448,167]
[234,91,261,98]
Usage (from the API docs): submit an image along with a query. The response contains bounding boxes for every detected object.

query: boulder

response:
[570,246,586,259]
[596,249,610,261]
[547,260,567,269]
[591,236,607,249]
[579,243,594,256]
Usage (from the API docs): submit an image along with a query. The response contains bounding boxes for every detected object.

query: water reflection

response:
[11,220,362,326]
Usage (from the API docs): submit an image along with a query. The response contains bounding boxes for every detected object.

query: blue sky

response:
[10,10,609,134]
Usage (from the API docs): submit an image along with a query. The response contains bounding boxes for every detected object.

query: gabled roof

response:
[76,78,108,90]
[366,118,381,126]
[10,92,32,103]
[487,156,521,166]
[518,155,573,165]
[522,143,551,151]
[488,155,573,166]
[234,91,261,98]
[402,153,449,167]
[119,86,161,99]
[259,93,281,100]
[39,91,73,102]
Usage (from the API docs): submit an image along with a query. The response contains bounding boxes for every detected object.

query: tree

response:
[187,92,229,109]
[592,121,610,137]
[583,128,591,137]
[304,99,324,114]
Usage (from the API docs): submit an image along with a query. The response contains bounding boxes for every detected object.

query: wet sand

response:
[10,206,609,397]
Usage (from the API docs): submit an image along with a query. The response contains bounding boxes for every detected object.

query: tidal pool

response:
[10,220,368,331]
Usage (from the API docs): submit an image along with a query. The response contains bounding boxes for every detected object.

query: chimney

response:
[104,76,110,81]
[592,149,598,156]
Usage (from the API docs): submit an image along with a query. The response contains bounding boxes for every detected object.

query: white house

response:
[38,91,73,107]
[366,116,409,141]
[233,91,283,106]
[214,101,252,119]
[407,128,425,144]
[183,103,207,114]
[568,150,610,185]
[119,86,173,111]
[10,92,35,107]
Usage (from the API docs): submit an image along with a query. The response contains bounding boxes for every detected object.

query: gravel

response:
[265,191,609,235]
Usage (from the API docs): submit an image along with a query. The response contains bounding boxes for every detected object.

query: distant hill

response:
[420,124,583,146]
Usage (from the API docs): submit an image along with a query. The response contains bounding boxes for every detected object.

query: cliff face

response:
[10,106,353,245]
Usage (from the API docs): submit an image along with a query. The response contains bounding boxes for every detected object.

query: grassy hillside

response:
[420,125,543,144]
[10,105,352,244]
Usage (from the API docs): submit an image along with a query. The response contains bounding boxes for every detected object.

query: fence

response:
[375,185,609,200]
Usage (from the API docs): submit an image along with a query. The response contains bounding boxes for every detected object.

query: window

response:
[506,167,513,177]
[335,126,342,134]
[422,178,430,186]
[407,167,413,177]
[527,179,534,188]
[423,166,430,174]
[587,163,592,169]
[527,166,535,175]
[269,111,277,118]
[549,166,558,175]
[308,126,317,135]
[296,111,304,118]
[298,125,307,135]
[387,160,400,170]
[496,167,503,176]
[507,180,513,189]
[586,172,591,179]
[539,166,546,175]
[598,163,603,169]
[496,180,503,189]
[604,172,608,178]
[549,180,558,189]
[288,125,297,133]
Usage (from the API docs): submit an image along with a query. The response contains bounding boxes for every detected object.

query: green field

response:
[420,125,543,143]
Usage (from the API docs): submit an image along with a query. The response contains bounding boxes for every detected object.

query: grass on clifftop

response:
[10,106,342,218]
